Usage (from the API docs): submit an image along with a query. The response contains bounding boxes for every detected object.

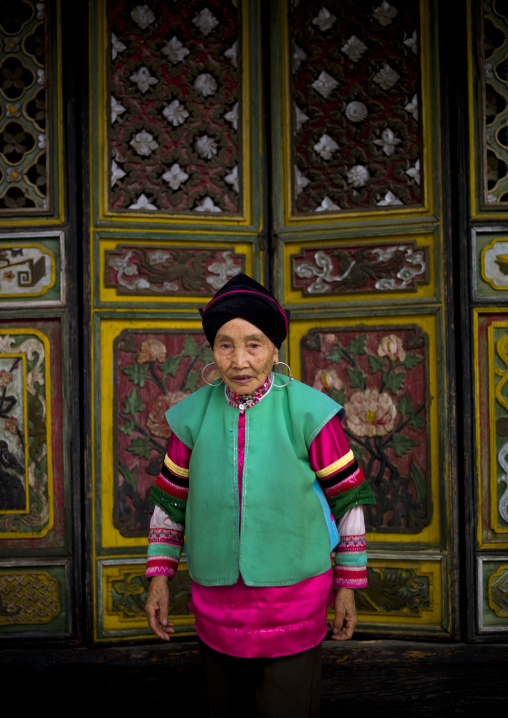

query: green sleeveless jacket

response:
[166,377,343,587]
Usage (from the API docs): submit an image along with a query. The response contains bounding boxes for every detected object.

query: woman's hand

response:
[329,587,358,641]
[144,575,175,641]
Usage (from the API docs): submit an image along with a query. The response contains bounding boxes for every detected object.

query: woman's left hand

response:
[329,587,358,641]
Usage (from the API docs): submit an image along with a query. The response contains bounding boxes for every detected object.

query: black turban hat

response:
[200,274,288,348]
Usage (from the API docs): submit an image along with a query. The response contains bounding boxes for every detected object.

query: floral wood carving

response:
[289,0,422,214]
[303,325,430,532]
[356,566,431,614]
[0,0,49,212]
[292,242,428,295]
[108,0,241,215]
[105,244,244,296]
[114,329,213,536]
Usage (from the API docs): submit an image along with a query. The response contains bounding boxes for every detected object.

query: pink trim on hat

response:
[202,289,288,334]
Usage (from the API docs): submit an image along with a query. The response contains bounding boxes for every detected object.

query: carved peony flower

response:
[163,100,189,127]
[315,196,341,212]
[131,4,155,29]
[130,130,158,156]
[130,66,158,94]
[312,7,337,31]
[147,392,190,438]
[4,416,18,434]
[6,103,20,117]
[345,101,368,123]
[404,94,418,120]
[345,388,397,437]
[373,127,401,156]
[293,43,307,72]
[162,163,189,190]
[194,73,217,97]
[295,105,309,132]
[225,165,239,192]
[224,102,238,130]
[129,193,157,210]
[372,1,398,26]
[347,165,370,188]
[377,190,403,206]
[341,35,368,62]
[195,135,218,159]
[312,71,339,98]
[314,134,339,160]
[111,33,126,61]
[7,168,21,182]
[162,36,190,64]
[377,334,406,362]
[224,41,237,67]
[137,338,167,364]
[194,196,222,212]
[295,166,310,196]
[0,370,13,386]
[406,159,420,185]
[320,333,338,354]
[313,368,343,394]
[373,63,400,90]
[192,8,219,35]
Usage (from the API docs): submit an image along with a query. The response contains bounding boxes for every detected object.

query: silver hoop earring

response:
[201,362,223,386]
[269,362,294,388]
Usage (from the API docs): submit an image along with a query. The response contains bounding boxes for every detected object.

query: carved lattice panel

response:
[0,565,67,633]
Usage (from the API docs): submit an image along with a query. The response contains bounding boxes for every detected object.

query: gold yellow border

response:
[279,0,435,225]
[0,328,54,538]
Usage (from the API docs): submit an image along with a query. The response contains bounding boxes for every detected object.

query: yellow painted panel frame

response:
[283,233,436,304]
[288,313,441,544]
[99,318,203,549]
[0,328,54,538]
[278,0,436,225]
[99,238,255,304]
[95,0,254,227]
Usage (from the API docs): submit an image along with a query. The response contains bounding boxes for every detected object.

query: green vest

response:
[166,377,342,587]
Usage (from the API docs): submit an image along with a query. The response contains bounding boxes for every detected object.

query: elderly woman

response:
[144,274,374,718]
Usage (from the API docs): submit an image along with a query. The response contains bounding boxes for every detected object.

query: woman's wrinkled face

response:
[213,318,279,395]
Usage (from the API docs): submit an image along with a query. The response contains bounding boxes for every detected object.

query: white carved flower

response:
[131,4,155,29]
[111,33,126,61]
[313,369,343,394]
[345,101,368,123]
[7,168,21,181]
[194,73,217,97]
[162,163,189,190]
[315,196,341,212]
[314,134,339,160]
[487,192,498,203]
[111,160,126,187]
[404,30,418,54]
[162,36,190,64]
[130,130,158,156]
[37,69,44,85]
[404,94,418,120]
[111,95,126,124]
[130,66,158,94]
[486,62,493,80]
[225,165,239,192]
[129,193,157,210]
[6,103,20,117]
[194,196,222,212]
[373,64,400,90]
[347,165,370,188]
[293,43,307,72]
[406,159,420,185]
[377,190,403,206]
[372,1,398,26]
[295,105,309,132]
[312,7,337,31]
[192,8,219,35]
[224,102,238,130]
[374,128,402,156]
[341,35,368,62]
[163,100,189,127]
[195,135,218,159]
[295,167,310,196]
[36,2,44,20]
[378,334,406,362]
[312,71,339,98]
[224,41,237,67]
[4,35,20,52]
[148,251,171,265]
[38,134,45,149]
[345,388,397,438]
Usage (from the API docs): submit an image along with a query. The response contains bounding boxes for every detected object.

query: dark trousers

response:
[199,639,322,718]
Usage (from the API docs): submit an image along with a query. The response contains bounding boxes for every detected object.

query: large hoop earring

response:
[269,362,294,388]
[201,362,223,386]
